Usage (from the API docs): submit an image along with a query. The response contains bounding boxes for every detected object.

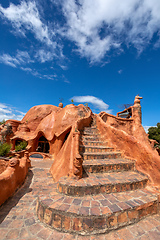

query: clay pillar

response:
[132,95,143,125]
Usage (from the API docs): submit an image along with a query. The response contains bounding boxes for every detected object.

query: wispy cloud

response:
[1,0,160,72]
[0,1,64,65]
[71,95,111,113]
[59,0,160,63]
[35,49,54,63]
[0,50,32,68]
[20,67,57,80]
[0,103,25,121]
[118,69,123,74]
[0,1,54,47]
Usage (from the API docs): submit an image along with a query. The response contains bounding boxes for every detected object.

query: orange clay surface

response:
[0,96,160,192]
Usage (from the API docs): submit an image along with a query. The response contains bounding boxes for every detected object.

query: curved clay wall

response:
[96,114,160,188]
[0,158,9,174]
[0,154,31,206]
[50,107,92,181]
[99,112,134,135]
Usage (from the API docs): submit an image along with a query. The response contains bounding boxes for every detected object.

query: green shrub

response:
[148,123,160,145]
[15,141,27,152]
[0,143,11,156]
[0,119,6,125]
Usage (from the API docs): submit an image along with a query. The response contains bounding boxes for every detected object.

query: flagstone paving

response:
[0,158,160,240]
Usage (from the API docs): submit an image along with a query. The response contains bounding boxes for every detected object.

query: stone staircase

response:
[37,118,159,235]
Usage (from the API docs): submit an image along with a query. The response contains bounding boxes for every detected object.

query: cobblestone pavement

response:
[0,159,160,240]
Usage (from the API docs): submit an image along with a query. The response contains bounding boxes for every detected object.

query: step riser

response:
[80,146,113,153]
[37,199,158,235]
[58,179,148,196]
[83,129,98,135]
[83,163,134,173]
[82,133,100,139]
[80,141,106,146]
[81,137,100,141]
[83,153,122,160]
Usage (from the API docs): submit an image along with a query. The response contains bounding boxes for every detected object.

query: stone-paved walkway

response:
[0,159,160,240]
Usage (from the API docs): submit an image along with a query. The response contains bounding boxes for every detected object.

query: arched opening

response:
[36,136,50,153]
[15,139,23,146]
[14,139,28,152]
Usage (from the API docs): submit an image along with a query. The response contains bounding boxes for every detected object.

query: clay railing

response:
[68,124,83,179]
[99,111,133,122]
[50,107,92,181]
[99,112,134,136]
[68,107,92,179]
[0,152,31,206]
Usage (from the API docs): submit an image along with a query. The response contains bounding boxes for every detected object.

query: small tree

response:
[0,143,11,156]
[15,141,28,152]
[0,119,6,125]
[148,123,160,146]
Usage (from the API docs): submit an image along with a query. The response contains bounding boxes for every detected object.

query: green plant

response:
[15,141,27,152]
[148,123,160,144]
[75,127,78,132]
[71,99,74,103]
[156,145,160,149]
[84,103,88,107]
[0,143,11,156]
[0,119,6,125]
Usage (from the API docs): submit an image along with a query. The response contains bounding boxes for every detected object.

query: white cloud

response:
[20,66,57,80]
[0,54,18,68]
[35,49,54,63]
[59,0,160,62]
[0,103,25,121]
[118,69,123,74]
[1,0,160,71]
[143,125,156,133]
[0,50,32,68]
[20,67,33,72]
[0,1,65,79]
[71,95,111,113]
[60,65,68,70]
[0,1,54,47]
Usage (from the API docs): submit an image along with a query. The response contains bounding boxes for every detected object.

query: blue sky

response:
[0,0,160,131]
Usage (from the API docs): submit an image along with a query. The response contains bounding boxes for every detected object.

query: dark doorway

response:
[37,136,50,153]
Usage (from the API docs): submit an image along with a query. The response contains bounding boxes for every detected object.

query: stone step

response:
[82,152,122,160]
[80,145,114,153]
[37,185,158,235]
[83,158,135,173]
[58,171,148,196]
[80,140,107,146]
[84,126,97,130]
[81,136,101,142]
[83,129,98,135]
[82,132,99,137]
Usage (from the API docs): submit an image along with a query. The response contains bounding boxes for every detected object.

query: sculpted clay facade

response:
[0,95,160,207]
